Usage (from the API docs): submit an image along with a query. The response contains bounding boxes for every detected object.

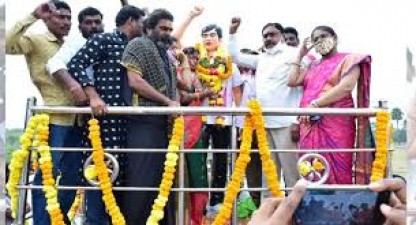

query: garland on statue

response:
[195,43,233,126]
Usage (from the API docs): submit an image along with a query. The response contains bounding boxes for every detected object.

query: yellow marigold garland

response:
[31,143,39,171]
[195,43,233,82]
[36,114,66,225]
[6,115,40,218]
[370,111,391,182]
[212,115,254,225]
[248,100,284,197]
[87,118,125,225]
[146,117,185,225]
[68,190,83,222]
[212,100,284,224]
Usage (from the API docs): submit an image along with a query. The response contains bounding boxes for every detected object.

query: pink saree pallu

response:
[300,53,372,184]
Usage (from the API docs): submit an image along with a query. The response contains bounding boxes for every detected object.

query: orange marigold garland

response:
[212,114,254,225]
[212,99,284,224]
[88,118,125,225]
[249,100,284,197]
[370,111,391,182]
[146,117,185,225]
[31,140,39,171]
[36,114,66,225]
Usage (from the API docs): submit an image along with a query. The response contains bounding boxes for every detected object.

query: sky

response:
[4,0,416,128]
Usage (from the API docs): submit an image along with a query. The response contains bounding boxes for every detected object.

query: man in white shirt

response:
[234,63,264,206]
[47,7,104,106]
[229,18,306,191]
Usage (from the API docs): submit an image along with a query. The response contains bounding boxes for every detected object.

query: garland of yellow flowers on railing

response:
[37,114,66,225]
[6,115,39,218]
[6,114,66,224]
[370,111,391,182]
[212,100,284,225]
[87,118,125,225]
[212,112,254,224]
[249,100,285,197]
[146,117,185,225]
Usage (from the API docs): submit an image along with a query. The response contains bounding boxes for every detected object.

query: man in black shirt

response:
[68,5,145,225]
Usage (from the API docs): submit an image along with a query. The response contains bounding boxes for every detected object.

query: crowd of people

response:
[4,1,409,225]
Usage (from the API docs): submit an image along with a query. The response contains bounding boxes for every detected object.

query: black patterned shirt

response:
[68,30,129,107]
[68,30,129,185]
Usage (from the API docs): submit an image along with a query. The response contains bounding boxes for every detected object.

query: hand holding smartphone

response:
[293,188,390,225]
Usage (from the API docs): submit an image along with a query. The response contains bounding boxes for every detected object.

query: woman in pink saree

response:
[288,26,373,184]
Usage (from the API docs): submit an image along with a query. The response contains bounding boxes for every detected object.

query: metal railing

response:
[14,97,391,225]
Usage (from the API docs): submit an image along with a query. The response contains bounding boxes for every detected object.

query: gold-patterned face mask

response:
[314,37,335,55]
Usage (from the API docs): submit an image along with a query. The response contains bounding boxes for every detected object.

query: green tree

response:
[6,128,23,164]
[391,107,403,129]
[393,128,407,144]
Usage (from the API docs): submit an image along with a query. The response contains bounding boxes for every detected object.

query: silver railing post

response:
[16,97,36,225]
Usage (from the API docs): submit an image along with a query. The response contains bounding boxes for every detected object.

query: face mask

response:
[264,40,283,54]
[315,37,335,55]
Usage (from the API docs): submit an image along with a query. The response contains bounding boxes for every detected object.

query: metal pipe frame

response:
[16,98,36,225]
[40,147,387,153]
[31,106,382,116]
[19,103,393,225]
[17,185,373,191]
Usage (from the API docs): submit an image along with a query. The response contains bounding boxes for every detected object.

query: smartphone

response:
[293,188,390,225]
